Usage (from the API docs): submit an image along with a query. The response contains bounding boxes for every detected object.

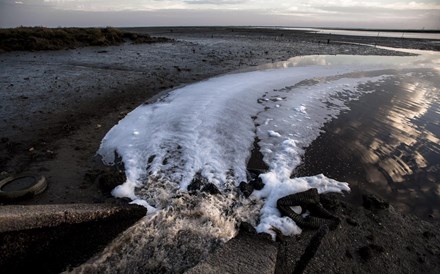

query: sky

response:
[1,0,439,29]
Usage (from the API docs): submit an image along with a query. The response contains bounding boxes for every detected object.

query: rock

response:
[239,222,256,234]
[250,177,264,190]
[239,181,254,198]
[362,193,389,211]
[187,178,203,192]
[188,179,220,195]
[96,171,126,193]
[201,183,220,195]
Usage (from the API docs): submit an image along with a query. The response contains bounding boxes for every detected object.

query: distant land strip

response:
[0,27,171,52]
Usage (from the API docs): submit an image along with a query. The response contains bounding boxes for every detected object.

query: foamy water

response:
[74,48,440,272]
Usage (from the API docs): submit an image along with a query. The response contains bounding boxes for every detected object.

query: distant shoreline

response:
[0,27,170,52]
[305,27,440,33]
[1,26,439,53]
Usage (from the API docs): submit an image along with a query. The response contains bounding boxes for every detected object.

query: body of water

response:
[282,27,440,40]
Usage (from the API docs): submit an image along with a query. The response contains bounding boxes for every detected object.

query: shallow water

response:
[295,68,440,219]
[85,47,440,272]
[282,27,440,40]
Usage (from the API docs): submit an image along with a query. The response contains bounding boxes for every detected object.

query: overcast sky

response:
[1,0,439,29]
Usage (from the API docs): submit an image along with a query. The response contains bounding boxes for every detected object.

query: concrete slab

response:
[0,203,146,273]
[186,233,278,274]
[0,203,145,232]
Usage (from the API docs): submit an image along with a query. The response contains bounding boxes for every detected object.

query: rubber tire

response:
[0,175,47,202]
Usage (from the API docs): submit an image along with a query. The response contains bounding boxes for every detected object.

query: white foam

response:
[98,56,393,236]
[268,130,282,138]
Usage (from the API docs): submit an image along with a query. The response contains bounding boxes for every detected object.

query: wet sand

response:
[1,27,439,273]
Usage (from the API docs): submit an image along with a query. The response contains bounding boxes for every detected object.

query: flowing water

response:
[71,47,439,273]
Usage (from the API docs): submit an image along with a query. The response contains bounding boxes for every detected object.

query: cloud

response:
[184,0,246,4]
[1,0,439,28]
[9,1,440,13]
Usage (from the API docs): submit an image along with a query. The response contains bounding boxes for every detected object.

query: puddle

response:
[295,68,440,219]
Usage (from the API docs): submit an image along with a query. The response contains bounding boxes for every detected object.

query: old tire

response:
[0,175,47,202]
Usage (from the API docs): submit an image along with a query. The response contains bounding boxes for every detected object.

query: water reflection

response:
[295,68,440,219]
[246,47,440,72]
[280,27,440,40]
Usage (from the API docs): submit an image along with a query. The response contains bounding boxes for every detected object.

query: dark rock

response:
[247,168,265,176]
[188,178,220,195]
[239,181,254,198]
[362,193,389,211]
[96,171,126,193]
[201,183,220,195]
[257,232,274,242]
[239,222,256,234]
[187,178,203,192]
[246,169,259,181]
[250,177,265,190]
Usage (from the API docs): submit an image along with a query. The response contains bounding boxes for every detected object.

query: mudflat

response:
[1,26,432,204]
[0,27,439,273]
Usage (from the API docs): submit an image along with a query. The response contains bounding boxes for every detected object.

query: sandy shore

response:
[0,27,439,273]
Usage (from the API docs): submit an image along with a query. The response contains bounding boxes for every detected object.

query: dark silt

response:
[294,68,440,220]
